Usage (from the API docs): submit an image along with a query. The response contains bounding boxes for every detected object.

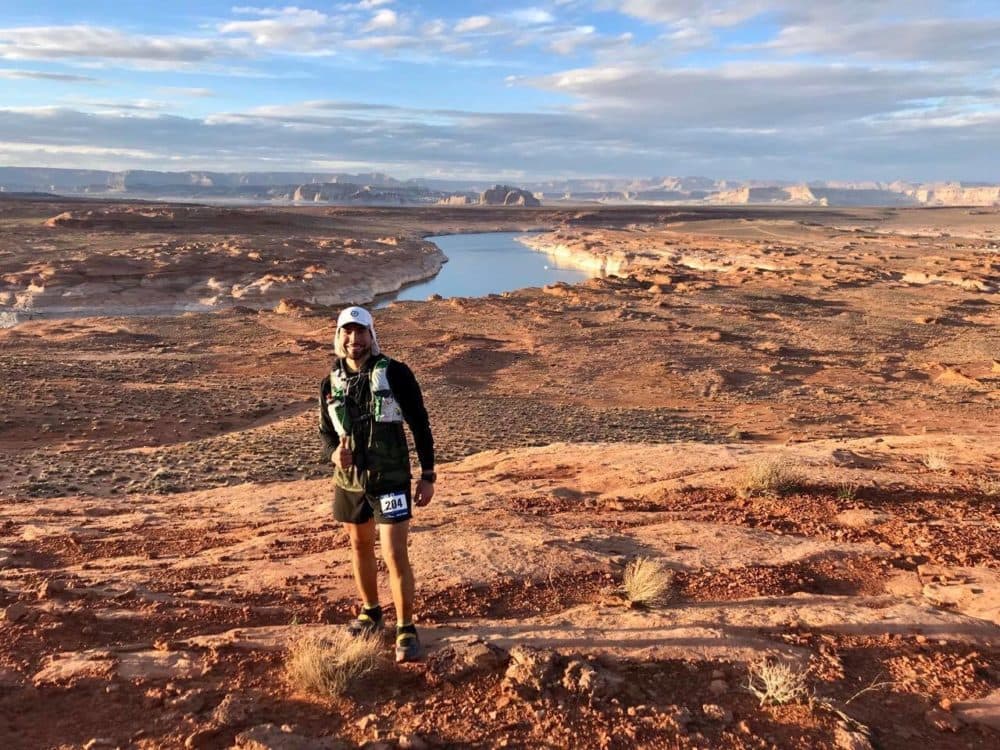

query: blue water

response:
[375,232,592,307]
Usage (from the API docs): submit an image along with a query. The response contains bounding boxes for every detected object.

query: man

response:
[319,305,436,662]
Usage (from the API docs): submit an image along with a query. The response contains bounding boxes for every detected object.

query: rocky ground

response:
[0,201,998,749]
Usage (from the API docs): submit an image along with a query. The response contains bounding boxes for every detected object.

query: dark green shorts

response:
[333,484,412,525]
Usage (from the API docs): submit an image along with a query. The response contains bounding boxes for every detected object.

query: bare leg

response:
[379,520,414,624]
[345,520,379,607]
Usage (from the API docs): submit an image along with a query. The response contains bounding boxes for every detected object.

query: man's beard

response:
[347,342,370,359]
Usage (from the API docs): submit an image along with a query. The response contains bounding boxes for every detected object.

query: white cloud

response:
[666,20,712,48]
[876,107,1000,132]
[0,68,97,82]
[548,26,596,55]
[0,138,158,160]
[610,0,769,28]
[230,6,287,16]
[766,18,1000,63]
[422,19,447,37]
[358,0,394,8]
[157,86,215,98]
[0,8,598,71]
[364,9,399,32]
[525,61,992,130]
[69,98,166,112]
[0,25,239,63]
[455,16,494,33]
[219,7,330,46]
[509,9,555,25]
[606,0,910,28]
[344,35,414,51]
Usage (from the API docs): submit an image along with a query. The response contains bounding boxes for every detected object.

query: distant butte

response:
[3,167,1000,206]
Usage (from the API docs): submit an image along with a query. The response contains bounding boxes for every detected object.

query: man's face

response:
[340,322,372,360]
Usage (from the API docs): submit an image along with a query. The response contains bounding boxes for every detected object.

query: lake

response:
[375,232,593,307]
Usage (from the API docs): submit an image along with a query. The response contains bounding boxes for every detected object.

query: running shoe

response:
[395,629,422,663]
[347,610,383,638]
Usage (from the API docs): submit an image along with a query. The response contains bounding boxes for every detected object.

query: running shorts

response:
[333,484,412,525]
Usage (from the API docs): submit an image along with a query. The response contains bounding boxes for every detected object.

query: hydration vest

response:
[327,355,410,494]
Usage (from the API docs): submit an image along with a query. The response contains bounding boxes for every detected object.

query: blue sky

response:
[1,1,998,181]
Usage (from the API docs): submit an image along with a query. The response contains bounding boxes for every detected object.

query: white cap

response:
[337,305,373,329]
[334,305,380,357]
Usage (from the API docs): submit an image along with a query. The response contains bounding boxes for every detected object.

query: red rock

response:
[397,735,429,750]
[1,602,30,622]
[924,707,962,732]
[708,678,728,695]
[834,726,873,750]
[953,689,1000,732]
[184,727,221,749]
[36,579,66,599]
[212,693,253,727]
[701,704,732,724]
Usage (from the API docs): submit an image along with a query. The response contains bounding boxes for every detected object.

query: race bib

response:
[378,491,409,519]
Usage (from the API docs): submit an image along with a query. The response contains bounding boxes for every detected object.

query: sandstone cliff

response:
[437,194,475,206]
[709,185,824,205]
[913,183,1000,206]
[783,184,823,204]
[480,185,541,207]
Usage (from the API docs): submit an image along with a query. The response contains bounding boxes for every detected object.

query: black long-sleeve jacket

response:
[318,357,435,473]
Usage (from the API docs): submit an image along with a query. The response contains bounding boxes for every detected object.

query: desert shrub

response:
[623,557,673,606]
[737,457,803,497]
[284,630,384,698]
[746,658,810,706]
[836,481,858,501]
[921,449,949,472]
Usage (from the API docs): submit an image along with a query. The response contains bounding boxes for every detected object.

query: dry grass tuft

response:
[921,449,950,473]
[746,658,810,706]
[836,481,858,501]
[284,630,384,698]
[622,557,673,606]
[737,456,803,497]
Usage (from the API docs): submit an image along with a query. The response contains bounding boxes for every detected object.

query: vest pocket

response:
[368,423,410,493]
[374,391,403,422]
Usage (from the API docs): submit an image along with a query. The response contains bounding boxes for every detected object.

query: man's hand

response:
[334,437,353,470]
[414,479,435,507]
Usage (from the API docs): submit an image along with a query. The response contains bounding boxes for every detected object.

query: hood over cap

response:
[334,305,381,358]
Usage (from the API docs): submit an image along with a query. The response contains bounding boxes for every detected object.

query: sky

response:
[0,0,998,182]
